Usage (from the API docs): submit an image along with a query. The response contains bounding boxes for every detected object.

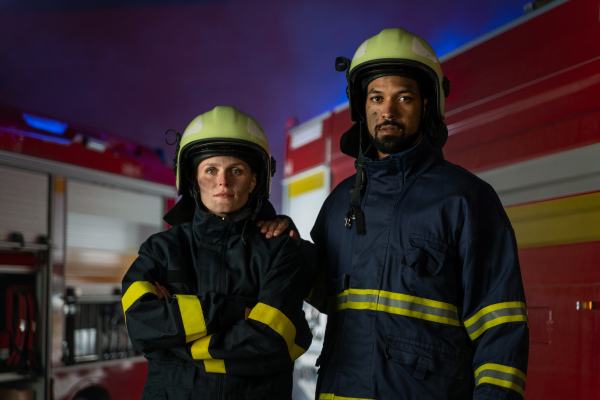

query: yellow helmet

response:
[336,28,451,151]
[165,106,276,225]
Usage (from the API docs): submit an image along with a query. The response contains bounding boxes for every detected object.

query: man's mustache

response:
[375,120,404,134]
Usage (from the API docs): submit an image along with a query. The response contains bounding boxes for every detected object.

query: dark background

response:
[0,0,530,209]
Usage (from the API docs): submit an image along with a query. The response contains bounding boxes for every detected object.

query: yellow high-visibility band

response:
[319,393,375,400]
[122,281,156,312]
[475,363,526,396]
[249,303,307,360]
[204,359,226,374]
[331,288,461,327]
[191,334,212,359]
[478,377,525,396]
[465,302,528,340]
[190,334,226,374]
[475,363,527,381]
[176,294,207,343]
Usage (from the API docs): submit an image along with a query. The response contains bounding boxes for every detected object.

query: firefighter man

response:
[262,28,529,400]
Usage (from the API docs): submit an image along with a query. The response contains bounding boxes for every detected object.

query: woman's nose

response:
[218,172,229,186]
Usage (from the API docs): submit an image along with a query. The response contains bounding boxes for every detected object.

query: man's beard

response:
[368,120,422,156]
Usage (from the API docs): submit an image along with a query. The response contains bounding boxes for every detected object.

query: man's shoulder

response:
[328,174,356,197]
[437,160,496,190]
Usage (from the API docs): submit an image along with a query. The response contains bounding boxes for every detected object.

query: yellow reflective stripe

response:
[331,288,461,327]
[176,294,207,343]
[464,301,528,340]
[122,281,156,312]
[291,343,306,361]
[475,363,526,396]
[204,359,226,374]
[189,334,227,374]
[190,334,212,359]
[249,303,307,360]
[319,394,374,400]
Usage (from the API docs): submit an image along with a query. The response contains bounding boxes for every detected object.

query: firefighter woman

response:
[122,106,314,399]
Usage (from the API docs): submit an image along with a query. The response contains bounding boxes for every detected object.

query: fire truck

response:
[285,0,600,398]
[0,103,177,400]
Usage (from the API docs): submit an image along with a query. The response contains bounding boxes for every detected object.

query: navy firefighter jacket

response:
[309,136,529,400]
[122,206,314,399]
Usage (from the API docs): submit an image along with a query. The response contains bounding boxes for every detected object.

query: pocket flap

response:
[404,235,449,277]
[386,336,463,380]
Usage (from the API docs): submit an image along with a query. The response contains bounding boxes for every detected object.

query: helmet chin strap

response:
[345,120,367,235]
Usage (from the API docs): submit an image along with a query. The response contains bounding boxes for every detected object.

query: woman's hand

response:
[154,282,172,300]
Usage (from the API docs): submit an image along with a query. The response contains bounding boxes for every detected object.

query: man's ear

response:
[422,98,428,120]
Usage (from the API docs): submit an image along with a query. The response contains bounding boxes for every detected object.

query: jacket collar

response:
[361,134,443,181]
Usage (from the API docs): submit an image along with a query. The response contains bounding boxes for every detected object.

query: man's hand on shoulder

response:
[257,217,301,246]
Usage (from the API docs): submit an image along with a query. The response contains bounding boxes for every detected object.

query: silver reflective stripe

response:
[464,302,528,340]
[331,288,461,327]
[474,363,526,396]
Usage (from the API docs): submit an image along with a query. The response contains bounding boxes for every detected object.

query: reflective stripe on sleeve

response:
[464,301,528,340]
[474,363,526,396]
[249,303,307,360]
[204,359,226,374]
[331,289,461,327]
[176,294,207,343]
[190,334,226,373]
[122,281,157,312]
[319,394,375,400]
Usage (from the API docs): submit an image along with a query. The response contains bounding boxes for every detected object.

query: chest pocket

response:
[403,235,449,277]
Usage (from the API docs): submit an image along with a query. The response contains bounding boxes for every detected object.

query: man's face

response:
[365,75,427,159]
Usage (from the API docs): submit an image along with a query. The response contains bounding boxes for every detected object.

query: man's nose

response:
[381,100,398,120]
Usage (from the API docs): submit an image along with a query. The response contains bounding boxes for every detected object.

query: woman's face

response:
[196,156,257,218]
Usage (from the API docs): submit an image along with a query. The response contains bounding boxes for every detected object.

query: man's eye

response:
[205,168,216,174]
[232,168,242,175]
